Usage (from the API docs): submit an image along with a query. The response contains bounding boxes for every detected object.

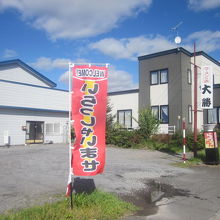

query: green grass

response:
[144,139,182,154]
[173,149,220,168]
[0,190,137,220]
[173,157,203,168]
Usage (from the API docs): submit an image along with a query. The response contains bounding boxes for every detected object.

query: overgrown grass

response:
[173,149,220,168]
[144,139,183,154]
[0,190,137,220]
[173,157,203,168]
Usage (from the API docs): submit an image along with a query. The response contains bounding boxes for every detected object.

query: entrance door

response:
[26,121,44,144]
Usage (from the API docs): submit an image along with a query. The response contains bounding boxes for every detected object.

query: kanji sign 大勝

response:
[201,66,213,109]
[71,65,108,176]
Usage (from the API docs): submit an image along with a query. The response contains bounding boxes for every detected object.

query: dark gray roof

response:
[138,47,220,66]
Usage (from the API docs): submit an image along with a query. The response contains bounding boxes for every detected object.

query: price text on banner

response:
[71,65,108,176]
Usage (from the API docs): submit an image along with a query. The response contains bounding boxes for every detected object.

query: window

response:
[46,123,53,133]
[150,69,168,85]
[45,123,61,135]
[150,71,158,85]
[188,105,192,124]
[160,105,169,124]
[207,108,217,124]
[187,69,192,84]
[117,110,132,128]
[160,69,168,84]
[151,106,159,120]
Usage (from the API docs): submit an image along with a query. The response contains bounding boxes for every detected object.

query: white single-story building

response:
[0,59,69,146]
[0,59,139,146]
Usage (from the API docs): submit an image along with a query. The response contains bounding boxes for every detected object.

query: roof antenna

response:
[171,21,183,50]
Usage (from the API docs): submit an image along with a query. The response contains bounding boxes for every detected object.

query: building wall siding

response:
[0,108,68,146]
[0,81,68,111]
[0,65,50,87]
[139,52,183,132]
[109,92,139,128]
[180,52,193,131]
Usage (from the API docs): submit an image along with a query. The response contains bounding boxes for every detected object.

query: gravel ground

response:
[0,144,219,220]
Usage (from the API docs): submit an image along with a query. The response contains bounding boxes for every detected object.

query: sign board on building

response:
[201,66,213,109]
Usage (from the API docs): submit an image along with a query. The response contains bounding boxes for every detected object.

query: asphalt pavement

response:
[0,144,220,220]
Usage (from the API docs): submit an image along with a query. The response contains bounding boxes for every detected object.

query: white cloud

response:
[3,49,18,58]
[31,57,70,70]
[184,30,220,52]
[90,35,176,60]
[31,57,88,70]
[0,0,152,40]
[59,70,69,83]
[90,30,220,60]
[59,65,138,92]
[188,0,220,11]
[108,66,138,91]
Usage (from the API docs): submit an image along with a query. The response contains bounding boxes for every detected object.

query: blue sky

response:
[0,0,220,91]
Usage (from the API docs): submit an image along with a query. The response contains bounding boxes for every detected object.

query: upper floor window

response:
[160,69,168,84]
[187,69,192,84]
[150,71,158,85]
[150,69,168,85]
[188,105,192,124]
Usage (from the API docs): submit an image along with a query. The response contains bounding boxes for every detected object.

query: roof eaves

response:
[0,59,57,87]
[138,47,192,61]
[108,89,139,96]
[193,51,220,66]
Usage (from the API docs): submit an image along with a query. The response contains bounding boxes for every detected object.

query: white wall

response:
[150,84,168,106]
[0,65,50,87]
[0,81,68,111]
[0,109,68,146]
[109,92,139,128]
[150,84,168,133]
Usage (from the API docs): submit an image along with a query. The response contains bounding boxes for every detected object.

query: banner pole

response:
[70,182,73,209]
[68,62,73,208]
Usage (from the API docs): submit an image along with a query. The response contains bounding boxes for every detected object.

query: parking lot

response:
[0,144,220,219]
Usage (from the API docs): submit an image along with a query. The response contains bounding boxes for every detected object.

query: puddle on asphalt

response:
[121,180,191,217]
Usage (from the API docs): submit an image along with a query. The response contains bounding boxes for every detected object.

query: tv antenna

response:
[171,21,183,45]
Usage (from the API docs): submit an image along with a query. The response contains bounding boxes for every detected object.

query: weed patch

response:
[0,190,137,220]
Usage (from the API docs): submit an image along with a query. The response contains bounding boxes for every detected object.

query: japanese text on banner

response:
[71,65,108,176]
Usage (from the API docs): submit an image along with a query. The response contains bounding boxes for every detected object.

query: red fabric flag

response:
[71,65,108,176]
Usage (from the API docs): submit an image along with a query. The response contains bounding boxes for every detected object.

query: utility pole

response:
[193,42,198,157]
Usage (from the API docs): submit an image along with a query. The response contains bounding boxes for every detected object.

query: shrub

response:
[136,107,160,139]
[107,128,144,148]
[185,132,205,151]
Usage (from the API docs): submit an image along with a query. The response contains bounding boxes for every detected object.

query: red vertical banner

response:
[71,65,108,176]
